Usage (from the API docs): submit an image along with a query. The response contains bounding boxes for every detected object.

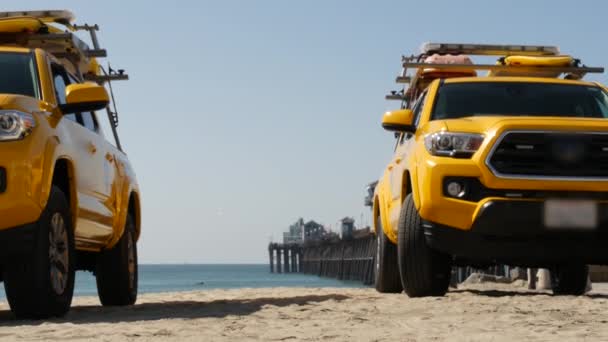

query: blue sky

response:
[9,1,608,263]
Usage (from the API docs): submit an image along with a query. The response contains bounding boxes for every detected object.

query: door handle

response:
[105,153,114,163]
[88,142,97,154]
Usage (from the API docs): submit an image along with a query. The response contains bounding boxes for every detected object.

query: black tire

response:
[3,186,75,319]
[96,215,138,306]
[374,216,402,293]
[398,194,452,297]
[551,264,589,296]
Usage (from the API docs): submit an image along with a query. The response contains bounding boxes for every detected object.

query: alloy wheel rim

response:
[49,212,69,295]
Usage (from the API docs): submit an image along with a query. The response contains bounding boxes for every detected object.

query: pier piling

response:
[269,245,274,273]
[283,247,290,273]
[276,247,282,273]
[291,249,298,273]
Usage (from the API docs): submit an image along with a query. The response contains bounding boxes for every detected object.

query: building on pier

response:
[282,218,334,244]
[283,218,304,244]
[303,220,326,241]
[340,217,355,240]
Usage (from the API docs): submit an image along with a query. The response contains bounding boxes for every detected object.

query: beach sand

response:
[1,282,608,341]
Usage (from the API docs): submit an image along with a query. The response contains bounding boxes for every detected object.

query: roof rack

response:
[386,43,605,106]
[0,10,128,84]
[400,62,603,75]
[16,31,107,59]
[421,43,560,56]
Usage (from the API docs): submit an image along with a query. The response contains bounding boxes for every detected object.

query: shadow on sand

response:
[452,288,608,299]
[0,294,351,325]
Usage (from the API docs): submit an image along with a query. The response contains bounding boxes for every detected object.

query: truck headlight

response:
[0,110,35,141]
[424,132,484,158]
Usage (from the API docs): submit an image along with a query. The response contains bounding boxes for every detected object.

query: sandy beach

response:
[0,282,607,341]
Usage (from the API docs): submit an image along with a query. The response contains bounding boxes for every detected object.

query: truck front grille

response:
[487,131,608,179]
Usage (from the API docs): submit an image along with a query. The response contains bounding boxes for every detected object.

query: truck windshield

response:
[431,82,608,120]
[0,52,39,99]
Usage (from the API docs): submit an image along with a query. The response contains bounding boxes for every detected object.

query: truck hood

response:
[439,116,608,136]
[0,94,45,113]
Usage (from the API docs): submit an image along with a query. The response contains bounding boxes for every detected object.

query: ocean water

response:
[0,264,366,300]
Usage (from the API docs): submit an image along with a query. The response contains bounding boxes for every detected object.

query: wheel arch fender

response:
[106,182,141,249]
[128,190,142,241]
[40,138,78,231]
[407,165,422,210]
[372,195,380,235]
[39,136,61,209]
[373,181,390,238]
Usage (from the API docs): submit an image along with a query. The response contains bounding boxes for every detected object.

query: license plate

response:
[544,199,597,229]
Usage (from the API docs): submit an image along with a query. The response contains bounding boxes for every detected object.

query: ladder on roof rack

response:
[70,20,128,151]
[24,32,107,59]
[385,42,605,106]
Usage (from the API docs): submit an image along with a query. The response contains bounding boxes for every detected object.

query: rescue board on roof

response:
[0,11,74,34]
[489,55,575,78]
[0,10,75,26]
[403,54,477,100]
[0,17,46,33]
[421,54,477,79]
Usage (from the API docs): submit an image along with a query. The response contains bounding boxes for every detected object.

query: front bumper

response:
[0,139,45,230]
[415,152,608,230]
[423,200,608,266]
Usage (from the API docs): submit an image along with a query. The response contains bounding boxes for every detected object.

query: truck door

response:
[80,111,120,236]
[88,111,126,234]
[52,64,114,248]
[387,92,427,231]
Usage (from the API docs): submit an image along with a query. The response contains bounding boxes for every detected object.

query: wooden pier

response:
[268,232,545,287]
[268,232,376,285]
[268,215,585,287]
[269,236,608,286]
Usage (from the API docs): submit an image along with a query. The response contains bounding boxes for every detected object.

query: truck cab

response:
[374,43,607,297]
[0,10,141,318]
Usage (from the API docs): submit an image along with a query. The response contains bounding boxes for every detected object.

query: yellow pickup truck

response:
[374,43,606,297]
[0,10,141,318]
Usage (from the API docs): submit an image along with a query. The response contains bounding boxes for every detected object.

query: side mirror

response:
[382,109,415,132]
[60,83,109,114]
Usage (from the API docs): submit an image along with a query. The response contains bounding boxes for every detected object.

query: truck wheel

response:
[398,194,452,297]
[96,215,138,306]
[3,186,75,319]
[374,216,402,293]
[551,264,588,295]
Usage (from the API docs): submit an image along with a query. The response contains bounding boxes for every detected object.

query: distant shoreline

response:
[0,264,366,301]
